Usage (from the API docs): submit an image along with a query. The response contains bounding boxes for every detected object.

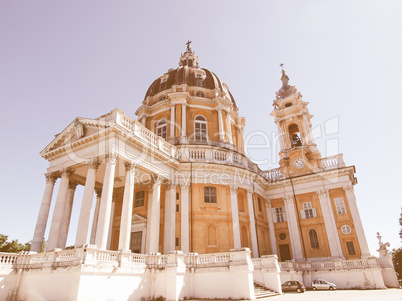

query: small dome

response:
[144,42,237,108]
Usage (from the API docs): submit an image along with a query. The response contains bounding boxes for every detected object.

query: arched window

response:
[196,92,205,97]
[156,119,167,140]
[309,229,319,249]
[288,124,302,147]
[194,115,207,142]
[207,224,217,246]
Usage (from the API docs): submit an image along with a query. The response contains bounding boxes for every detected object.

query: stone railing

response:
[0,253,19,265]
[194,252,230,268]
[319,154,346,170]
[105,109,177,158]
[275,257,379,272]
[251,258,262,269]
[1,248,253,272]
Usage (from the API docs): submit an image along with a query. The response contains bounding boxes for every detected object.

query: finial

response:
[280,63,289,87]
[186,40,192,51]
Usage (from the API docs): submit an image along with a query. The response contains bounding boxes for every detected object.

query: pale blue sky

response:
[0,1,401,254]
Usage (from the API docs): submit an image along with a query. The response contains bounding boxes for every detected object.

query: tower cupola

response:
[179,40,199,68]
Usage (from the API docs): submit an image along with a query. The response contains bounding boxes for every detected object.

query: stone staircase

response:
[254,282,279,299]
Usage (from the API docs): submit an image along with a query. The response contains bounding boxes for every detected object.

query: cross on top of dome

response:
[186,40,192,51]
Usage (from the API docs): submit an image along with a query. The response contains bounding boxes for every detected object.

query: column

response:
[106,196,116,250]
[31,172,57,253]
[146,185,154,253]
[75,160,99,247]
[180,182,190,253]
[283,195,303,260]
[246,190,259,258]
[317,189,344,258]
[90,189,102,245]
[180,103,187,143]
[58,181,77,249]
[149,175,162,253]
[265,200,278,255]
[217,108,224,142]
[141,115,147,126]
[95,153,117,250]
[47,169,73,251]
[118,162,137,251]
[169,103,176,141]
[225,110,233,144]
[274,120,285,151]
[164,182,177,253]
[229,186,241,249]
[344,185,371,257]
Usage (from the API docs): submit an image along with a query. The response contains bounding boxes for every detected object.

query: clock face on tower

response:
[293,158,305,169]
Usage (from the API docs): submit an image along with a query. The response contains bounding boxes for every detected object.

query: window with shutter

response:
[335,197,347,214]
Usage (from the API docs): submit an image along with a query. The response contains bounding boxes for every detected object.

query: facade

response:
[0,43,398,301]
[32,43,370,261]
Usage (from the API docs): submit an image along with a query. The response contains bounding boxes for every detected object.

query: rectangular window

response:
[301,202,317,219]
[257,197,262,212]
[334,197,347,214]
[175,237,179,247]
[272,206,286,223]
[204,186,217,203]
[176,192,180,200]
[135,191,145,207]
[176,204,180,212]
[195,122,207,142]
[346,241,356,255]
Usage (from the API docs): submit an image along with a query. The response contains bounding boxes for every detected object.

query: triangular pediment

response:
[132,214,147,223]
[39,117,110,157]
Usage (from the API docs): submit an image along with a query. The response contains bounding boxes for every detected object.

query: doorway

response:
[130,231,143,253]
[279,244,291,261]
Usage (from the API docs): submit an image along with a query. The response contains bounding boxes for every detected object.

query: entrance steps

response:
[254,282,280,299]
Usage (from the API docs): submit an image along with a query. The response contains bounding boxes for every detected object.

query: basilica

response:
[0,43,398,301]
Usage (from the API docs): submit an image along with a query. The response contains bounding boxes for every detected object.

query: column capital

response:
[343,185,354,193]
[283,195,294,205]
[179,181,190,191]
[167,181,178,190]
[317,189,329,197]
[265,199,272,208]
[88,159,101,170]
[61,168,74,178]
[229,185,238,194]
[45,172,58,184]
[105,152,118,165]
[124,161,138,172]
[246,189,253,198]
[151,174,163,185]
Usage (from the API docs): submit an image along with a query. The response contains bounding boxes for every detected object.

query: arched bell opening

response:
[288,124,302,147]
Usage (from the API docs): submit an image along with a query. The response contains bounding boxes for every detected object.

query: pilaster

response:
[343,185,371,258]
[283,195,303,261]
[180,182,190,253]
[317,189,344,259]
[230,185,241,249]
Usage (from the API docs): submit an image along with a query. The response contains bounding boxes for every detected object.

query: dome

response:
[143,42,237,108]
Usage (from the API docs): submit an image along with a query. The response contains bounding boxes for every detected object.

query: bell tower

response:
[271,66,321,174]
